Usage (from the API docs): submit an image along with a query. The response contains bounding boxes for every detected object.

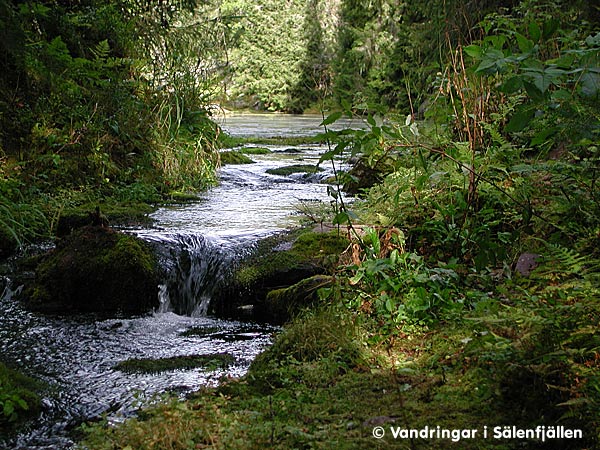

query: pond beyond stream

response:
[0,113,361,449]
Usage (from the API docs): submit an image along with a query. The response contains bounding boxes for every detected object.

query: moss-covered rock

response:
[265,164,324,177]
[23,226,159,314]
[259,275,334,324]
[213,230,348,321]
[114,353,235,374]
[240,146,272,155]
[219,150,255,165]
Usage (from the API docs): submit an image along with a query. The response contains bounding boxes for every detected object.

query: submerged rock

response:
[23,226,158,314]
[220,150,255,165]
[265,164,324,177]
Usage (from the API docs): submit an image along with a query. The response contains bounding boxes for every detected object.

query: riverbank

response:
[80,283,599,449]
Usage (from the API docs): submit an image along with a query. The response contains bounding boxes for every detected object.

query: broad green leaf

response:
[548,53,576,69]
[551,89,572,102]
[505,107,535,133]
[515,32,534,54]
[585,33,600,47]
[475,48,506,74]
[531,127,557,146]
[320,111,343,126]
[385,297,395,313]
[542,19,559,39]
[580,71,600,97]
[529,20,541,42]
[333,211,349,225]
[499,76,524,94]
[523,80,545,101]
[463,44,482,59]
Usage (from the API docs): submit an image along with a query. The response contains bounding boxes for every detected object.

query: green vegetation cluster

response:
[114,353,235,374]
[0,0,232,254]
[80,2,600,449]
[0,362,41,428]
[218,0,599,116]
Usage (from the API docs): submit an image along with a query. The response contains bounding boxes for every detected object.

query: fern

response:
[90,39,110,61]
[482,122,511,150]
[533,242,599,281]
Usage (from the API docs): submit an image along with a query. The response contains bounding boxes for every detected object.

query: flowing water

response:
[0,113,361,449]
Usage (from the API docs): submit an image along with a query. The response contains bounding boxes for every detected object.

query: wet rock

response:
[23,226,159,314]
[213,230,348,321]
[220,150,255,165]
[515,252,541,277]
[265,164,324,177]
[257,275,334,324]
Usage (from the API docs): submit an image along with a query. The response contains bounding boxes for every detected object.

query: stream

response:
[0,113,360,449]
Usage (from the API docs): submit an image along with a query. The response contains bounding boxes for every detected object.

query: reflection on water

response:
[215,112,364,138]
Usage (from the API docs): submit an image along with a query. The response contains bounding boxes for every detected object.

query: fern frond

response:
[533,242,599,281]
[482,122,511,149]
[90,39,110,61]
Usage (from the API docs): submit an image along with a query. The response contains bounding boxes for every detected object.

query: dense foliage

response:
[0,0,229,252]
[313,1,600,441]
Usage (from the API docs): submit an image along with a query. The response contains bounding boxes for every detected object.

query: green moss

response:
[219,150,255,165]
[265,164,324,176]
[262,275,334,323]
[233,230,348,288]
[114,353,235,374]
[219,134,323,148]
[239,147,272,155]
[292,231,349,257]
[25,226,159,314]
[163,191,200,202]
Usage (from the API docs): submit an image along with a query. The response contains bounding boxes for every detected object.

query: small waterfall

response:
[142,232,245,317]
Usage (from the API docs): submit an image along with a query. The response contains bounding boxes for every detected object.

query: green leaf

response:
[385,297,395,313]
[333,211,349,225]
[499,76,524,94]
[580,71,600,97]
[523,80,545,101]
[529,20,541,42]
[320,111,343,127]
[542,19,559,40]
[3,400,14,418]
[505,107,535,133]
[531,127,558,146]
[463,45,482,59]
[515,33,533,54]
